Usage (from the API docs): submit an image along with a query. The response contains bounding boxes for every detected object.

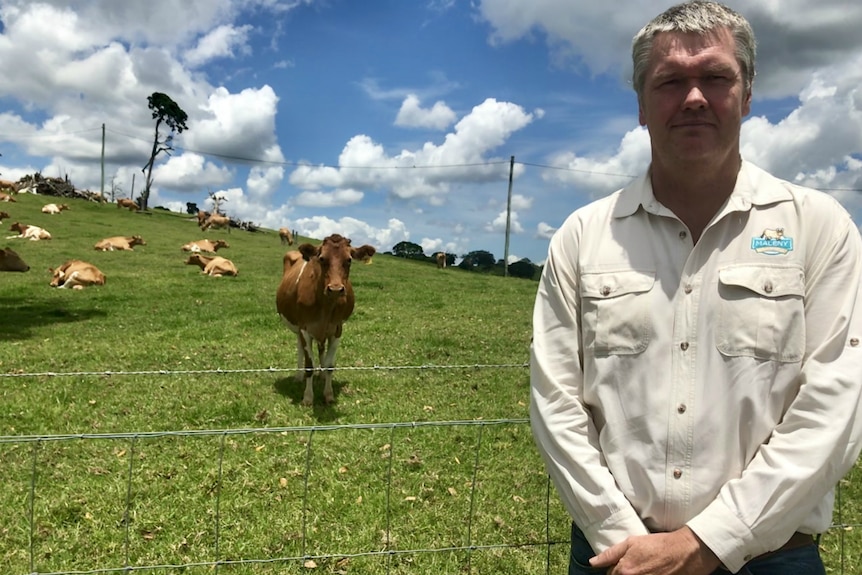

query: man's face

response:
[639,28,751,168]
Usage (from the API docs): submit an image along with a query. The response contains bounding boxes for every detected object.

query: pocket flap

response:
[581,270,655,298]
[718,264,804,297]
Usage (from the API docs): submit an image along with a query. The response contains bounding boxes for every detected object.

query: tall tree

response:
[141,92,188,211]
[391,241,425,260]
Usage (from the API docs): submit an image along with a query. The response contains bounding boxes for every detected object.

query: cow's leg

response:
[320,336,340,405]
[298,330,316,406]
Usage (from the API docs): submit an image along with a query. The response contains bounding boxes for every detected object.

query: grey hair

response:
[631,1,756,100]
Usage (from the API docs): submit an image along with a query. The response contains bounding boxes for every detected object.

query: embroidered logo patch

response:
[751,228,793,255]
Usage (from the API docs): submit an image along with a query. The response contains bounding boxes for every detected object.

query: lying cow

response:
[279,227,294,246]
[181,239,230,253]
[49,260,106,289]
[0,192,16,202]
[275,234,376,406]
[7,222,51,241]
[94,235,147,251]
[0,210,9,222]
[0,247,29,272]
[185,253,239,277]
[201,213,231,233]
[117,198,139,211]
[41,203,70,215]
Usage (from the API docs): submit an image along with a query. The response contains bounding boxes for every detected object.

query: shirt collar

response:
[612,160,794,219]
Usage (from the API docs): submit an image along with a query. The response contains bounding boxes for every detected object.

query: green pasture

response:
[0,193,858,573]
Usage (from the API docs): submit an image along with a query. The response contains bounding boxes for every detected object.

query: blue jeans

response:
[568,523,826,575]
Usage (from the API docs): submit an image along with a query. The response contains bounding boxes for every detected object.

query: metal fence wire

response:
[0,365,859,574]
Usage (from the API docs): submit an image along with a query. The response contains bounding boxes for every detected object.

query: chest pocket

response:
[580,270,655,356]
[716,264,805,362]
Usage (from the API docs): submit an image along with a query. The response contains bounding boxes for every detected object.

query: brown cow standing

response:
[185,253,239,277]
[201,214,230,233]
[196,210,211,228]
[436,252,447,269]
[0,247,29,272]
[49,260,106,289]
[117,198,139,211]
[181,239,230,253]
[275,234,376,406]
[279,227,294,246]
[0,179,17,193]
[94,235,146,251]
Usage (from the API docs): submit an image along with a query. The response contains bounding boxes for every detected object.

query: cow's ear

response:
[299,243,317,260]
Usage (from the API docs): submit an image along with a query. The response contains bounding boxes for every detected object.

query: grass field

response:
[0,192,859,574]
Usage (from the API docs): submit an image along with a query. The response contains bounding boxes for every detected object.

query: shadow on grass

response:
[273,375,345,420]
[0,297,108,341]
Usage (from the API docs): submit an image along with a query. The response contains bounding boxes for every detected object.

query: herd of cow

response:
[1,192,379,406]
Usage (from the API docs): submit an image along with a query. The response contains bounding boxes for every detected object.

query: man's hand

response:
[589,527,721,575]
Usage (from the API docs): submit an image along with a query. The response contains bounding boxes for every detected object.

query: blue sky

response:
[1,0,861,264]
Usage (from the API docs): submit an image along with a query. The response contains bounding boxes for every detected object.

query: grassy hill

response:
[0,193,858,574]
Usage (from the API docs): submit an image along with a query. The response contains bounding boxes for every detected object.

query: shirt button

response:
[763,282,773,294]
[677,404,687,414]
[684,284,692,294]
[851,338,860,347]
[679,230,687,240]
[601,286,611,296]
[680,342,689,351]
[673,469,682,479]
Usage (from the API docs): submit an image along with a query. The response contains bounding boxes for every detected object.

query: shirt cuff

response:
[687,500,764,573]
[582,508,651,553]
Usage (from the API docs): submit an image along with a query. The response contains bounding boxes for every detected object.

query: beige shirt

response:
[530,161,862,573]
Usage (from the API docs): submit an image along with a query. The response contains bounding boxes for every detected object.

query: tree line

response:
[388,241,540,280]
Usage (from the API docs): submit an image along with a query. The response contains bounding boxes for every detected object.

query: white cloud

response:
[293,216,409,251]
[295,189,364,207]
[486,209,523,234]
[184,24,253,67]
[536,222,557,239]
[395,94,457,130]
[289,98,538,204]
[152,152,233,191]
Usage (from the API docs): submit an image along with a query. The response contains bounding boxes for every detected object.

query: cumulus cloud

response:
[536,222,557,239]
[289,98,539,203]
[184,24,253,67]
[395,94,457,130]
[295,189,364,207]
[293,216,409,251]
[152,153,233,191]
[476,0,862,100]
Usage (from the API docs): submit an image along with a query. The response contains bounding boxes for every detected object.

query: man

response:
[529,2,862,575]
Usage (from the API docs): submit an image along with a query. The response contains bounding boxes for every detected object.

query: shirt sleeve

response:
[530,225,650,552]
[688,212,862,573]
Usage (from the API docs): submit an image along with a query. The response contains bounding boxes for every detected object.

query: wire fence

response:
[1,364,859,574]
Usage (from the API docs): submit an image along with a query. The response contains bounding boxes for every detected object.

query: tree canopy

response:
[141,92,189,211]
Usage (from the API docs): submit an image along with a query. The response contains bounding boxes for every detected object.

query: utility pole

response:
[100,123,105,198]
[503,155,514,277]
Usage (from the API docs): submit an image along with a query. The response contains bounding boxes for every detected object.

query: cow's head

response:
[302,234,376,296]
[0,247,29,272]
[215,240,230,249]
[131,235,147,246]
